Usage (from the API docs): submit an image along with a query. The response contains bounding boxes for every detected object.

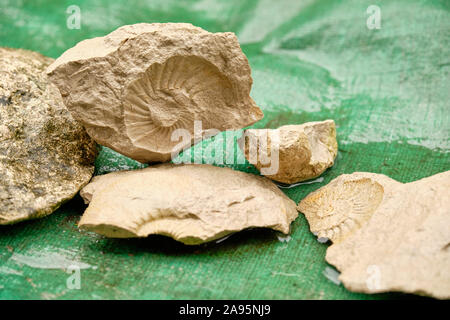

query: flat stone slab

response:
[79,164,298,245]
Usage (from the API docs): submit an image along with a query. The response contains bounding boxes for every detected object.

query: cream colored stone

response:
[240,120,337,184]
[47,23,263,163]
[298,171,450,299]
[0,47,97,224]
[79,164,298,245]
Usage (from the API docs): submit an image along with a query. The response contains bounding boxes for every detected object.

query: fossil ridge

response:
[79,164,298,244]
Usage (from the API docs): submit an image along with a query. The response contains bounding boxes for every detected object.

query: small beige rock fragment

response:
[78,164,298,245]
[47,23,263,163]
[0,47,97,225]
[239,120,337,184]
[298,171,450,299]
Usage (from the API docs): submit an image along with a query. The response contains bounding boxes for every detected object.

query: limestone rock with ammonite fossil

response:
[47,23,264,163]
[78,164,298,245]
[297,171,450,299]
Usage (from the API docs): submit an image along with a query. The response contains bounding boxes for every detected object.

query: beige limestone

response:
[78,164,298,245]
[0,47,97,224]
[298,171,450,299]
[240,120,337,184]
[47,23,263,163]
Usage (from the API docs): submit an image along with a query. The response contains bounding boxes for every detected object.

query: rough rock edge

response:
[240,120,337,184]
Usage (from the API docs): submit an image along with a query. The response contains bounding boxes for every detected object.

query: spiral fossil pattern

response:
[124,55,235,153]
[298,178,384,243]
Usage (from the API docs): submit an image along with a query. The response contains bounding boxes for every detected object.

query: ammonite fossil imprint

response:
[298,171,450,299]
[124,55,238,154]
[78,164,298,245]
[298,174,385,243]
[47,23,263,163]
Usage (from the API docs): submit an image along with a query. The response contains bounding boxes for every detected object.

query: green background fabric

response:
[0,0,449,299]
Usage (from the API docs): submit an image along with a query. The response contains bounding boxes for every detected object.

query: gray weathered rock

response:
[0,47,97,225]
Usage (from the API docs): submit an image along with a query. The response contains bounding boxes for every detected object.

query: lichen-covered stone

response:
[47,23,263,163]
[298,171,450,299]
[78,164,298,245]
[240,120,337,184]
[0,47,97,225]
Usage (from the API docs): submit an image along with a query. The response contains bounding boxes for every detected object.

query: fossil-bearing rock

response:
[298,171,450,299]
[240,120,337,184]
[0,47,97,225]
[47,23,263,163]
[78,164,298,244]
